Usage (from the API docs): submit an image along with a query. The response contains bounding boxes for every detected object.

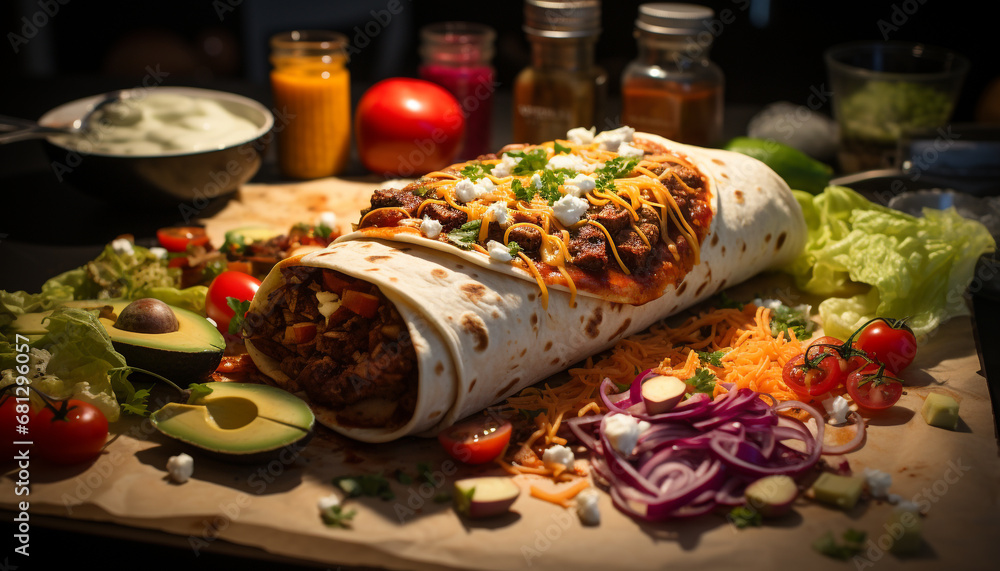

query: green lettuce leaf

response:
[784,186,996,338]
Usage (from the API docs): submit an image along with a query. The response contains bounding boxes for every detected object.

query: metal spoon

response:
[0,90,137,144]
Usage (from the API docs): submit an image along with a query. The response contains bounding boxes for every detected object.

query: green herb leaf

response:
[226,297,252,335]
[594,156,640,191]
[715,291,745,309]
[509,148,549,175]
[507,241,522,258]
[728,505,763,529]
[813,529,867,560]
[511,179,533,202]
[411,185,435,197]
[447,220,483,249]
[315,222,333,239]
[768,303,814,340]
[685,368,717,394]
[416,462,435,486]
[460,162,495,181]
[697,350,727,367]
[333,474,395,501]
[537,169,567,205]
[186,382,214,405]
[553,141,571,154]
[320,504,357,528]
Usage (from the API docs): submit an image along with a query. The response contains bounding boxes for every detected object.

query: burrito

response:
[243,130,807,442]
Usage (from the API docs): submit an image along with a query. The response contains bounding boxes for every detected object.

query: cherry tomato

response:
[438,415,512,465]
[206,270,261,333]
[34,399,109,465]
[355,78,466,176]
[157,226,211,253]
[782,347,848,398]
[854,318,917,372]
[846,364,903,412]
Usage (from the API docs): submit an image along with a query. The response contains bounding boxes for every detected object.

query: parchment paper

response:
[3,177,999,571]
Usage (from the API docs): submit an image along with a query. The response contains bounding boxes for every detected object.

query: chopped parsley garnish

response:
[511,179,533,202]
[813,529,867,560]
[727,505,763,529]
[507,241,522,257]
[320,504,357,528]
[411,185,435,197]
[447,220,482,249]
[537,169,568,205]
[333,473,395,501]
[594,156,640,191]
[696,350,727,367]
[460,162,494,181]
[685,368,717,394]
[220,232,247,255]
[316,221,334,239]
[715,291,745,309]
[509,148,549,175]
[553,140,571,154]
[769,303,814,339]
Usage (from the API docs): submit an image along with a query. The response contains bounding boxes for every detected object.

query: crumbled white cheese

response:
[317,493,341,511]
[317,210,338,230]
[530,172,543,189]
[617,141,644,158]
[167,453,194,483]
[542,444,575,469]
[420,216,443,239]
[566,126,596,145]
[604,414,643,456]
[111,238,134,256]
[317,291,341,320]
[487,240,513,262]
[594,126,635,152]
[575,488,601,526]
[563,173,596,197]
[823,395,852,425]
[547,152,594,173]
[552,194,590,226]
[752,298,783,311]
[454,178,481,202]
[479,177,497,194]
[487,201,509,225]
[491,153,522,178]
[864,468,893,498]
[148,246,168,260]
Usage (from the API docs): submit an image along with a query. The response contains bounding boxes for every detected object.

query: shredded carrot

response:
[502,302,807,474]
[529,478,591,507]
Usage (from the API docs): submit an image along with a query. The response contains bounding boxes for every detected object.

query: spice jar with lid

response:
[419,22,497,160]
[270,30,351,179]
[513,0,607,144]
[621,3,724,147]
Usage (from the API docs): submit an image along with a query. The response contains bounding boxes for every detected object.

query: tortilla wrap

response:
[245,135,807,442]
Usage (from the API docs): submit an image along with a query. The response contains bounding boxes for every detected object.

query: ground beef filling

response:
[244,266,418,427]
[359,162,708,277]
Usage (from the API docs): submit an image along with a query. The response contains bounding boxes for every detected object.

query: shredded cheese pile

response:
[502,303,805,478]
[361,140,706,309]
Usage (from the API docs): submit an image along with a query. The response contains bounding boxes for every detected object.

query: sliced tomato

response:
[846,363,903,412]
[438,416,513,464]
[322,270,352,296]
[341,290,380,318]
[782,347,848,398]
[157,226,211,253]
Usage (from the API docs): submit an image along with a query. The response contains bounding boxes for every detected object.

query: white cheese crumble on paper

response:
[420,216,443,239]
[604,414,649,456]
[594,126,635,152]
[864,468,893,498]
[566,126,596,145]
[317,494,341,511]
[167,453,194,483]
[552,194,590,226]
[823,395,852,425]
[487,240,512,262]
[317,210,338,230]
[542,444,575,469]
[576,488,601,526]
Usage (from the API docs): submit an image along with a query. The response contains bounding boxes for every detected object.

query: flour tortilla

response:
[245,135,807,442]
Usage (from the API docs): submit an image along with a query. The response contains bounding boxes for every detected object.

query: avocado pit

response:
[114,298,180,334]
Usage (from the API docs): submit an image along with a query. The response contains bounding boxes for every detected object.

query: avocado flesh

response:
[151,382,314,456]
[9,299,225,381]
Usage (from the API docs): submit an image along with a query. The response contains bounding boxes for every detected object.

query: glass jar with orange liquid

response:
[621,4,724,147]
[270,30,351,179]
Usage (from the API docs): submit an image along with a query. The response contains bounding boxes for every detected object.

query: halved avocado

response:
[150,382,314,461]
[9,299,225,381]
